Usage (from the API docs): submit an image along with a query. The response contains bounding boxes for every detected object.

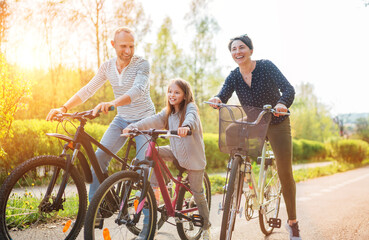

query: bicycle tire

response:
[0,155,87,240]
[220,155,242,240]
[176,172,212,240]
[84,171,157,240]
[258,161,282,235]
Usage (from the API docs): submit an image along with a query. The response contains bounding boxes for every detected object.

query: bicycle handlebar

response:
[203,101,290,125]
[52,106,115,121]
[121,129,192,138]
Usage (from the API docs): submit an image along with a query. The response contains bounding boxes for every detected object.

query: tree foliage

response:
[0,0,10,51]
[149,17,185,111]
[184,0,220,107]
[290,82,339,141]
[0,54,30,158]
[355,117,369,142]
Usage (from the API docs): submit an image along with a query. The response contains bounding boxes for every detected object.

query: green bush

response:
[203,133,229,171]
[209,175,226,195]
[329,139,369,164]
[0,120,108,170]
[0,120,230,174]
[293,139,326,162]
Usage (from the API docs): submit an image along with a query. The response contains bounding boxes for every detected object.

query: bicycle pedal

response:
[257,157,273,166]
[191,214,204,227]
[94,219,104,229]
[268,218,281,228]
[157,204,165,212]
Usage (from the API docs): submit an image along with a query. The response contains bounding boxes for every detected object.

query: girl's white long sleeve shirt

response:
[128,102,206,170]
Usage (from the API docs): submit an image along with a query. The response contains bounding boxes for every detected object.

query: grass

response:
[5,191,80,229]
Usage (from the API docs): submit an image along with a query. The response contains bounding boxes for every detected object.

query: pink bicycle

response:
[84,129,211,240]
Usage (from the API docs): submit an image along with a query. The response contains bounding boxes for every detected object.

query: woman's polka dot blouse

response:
[216,59,295,125]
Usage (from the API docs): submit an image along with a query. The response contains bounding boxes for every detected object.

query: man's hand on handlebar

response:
[93,101,116,116]
[208,97,222,109]
[46,107,66,121]
[274,103,288,117]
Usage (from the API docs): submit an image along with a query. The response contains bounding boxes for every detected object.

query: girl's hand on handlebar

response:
[177,126,190,137]
[122,128,132,134]
[274,103,288,117]
[208,97,222,109]
[93,101,115,116]
[122,127,136,138]
[46,107,66,121]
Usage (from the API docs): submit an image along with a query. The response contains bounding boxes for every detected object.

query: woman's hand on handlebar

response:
[93,101,116,116]
[274,103,288,117]
[208,97,222,109]
[46,107,66,121]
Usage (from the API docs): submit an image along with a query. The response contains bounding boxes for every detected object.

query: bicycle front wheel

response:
[176,172,211,240]
[258,160,282,235]
[220,155,242,240]
[84,171,157,240]
[0,155,87,240]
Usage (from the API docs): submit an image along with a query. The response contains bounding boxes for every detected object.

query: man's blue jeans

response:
[88,115,148,202]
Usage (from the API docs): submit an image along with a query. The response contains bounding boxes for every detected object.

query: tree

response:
[355,117,369,142]
[290,82,339,141]
[184,0,220,107]
[0,0,10,51]
[0,54,30,158]
[149,17,185,110]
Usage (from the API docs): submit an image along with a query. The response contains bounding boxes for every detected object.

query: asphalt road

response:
[21,164,369,240]
[155,165,369,240]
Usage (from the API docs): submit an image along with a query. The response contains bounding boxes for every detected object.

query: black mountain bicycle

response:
[0,107,136,240]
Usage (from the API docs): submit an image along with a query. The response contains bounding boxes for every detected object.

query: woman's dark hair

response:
[228,34,253,51]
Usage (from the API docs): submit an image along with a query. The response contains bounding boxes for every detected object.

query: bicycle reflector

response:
[63,219,72,233]
[103,228,111,240]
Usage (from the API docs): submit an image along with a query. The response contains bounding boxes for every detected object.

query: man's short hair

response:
[113,27,135,41]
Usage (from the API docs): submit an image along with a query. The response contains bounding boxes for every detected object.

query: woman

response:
[208,34,301,240]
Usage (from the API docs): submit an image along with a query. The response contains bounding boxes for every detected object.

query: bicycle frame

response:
[45,116,132,210]
[226,141,280,215]
[145,141,195,218]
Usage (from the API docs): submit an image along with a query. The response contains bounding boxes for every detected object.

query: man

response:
[46,27,155,202]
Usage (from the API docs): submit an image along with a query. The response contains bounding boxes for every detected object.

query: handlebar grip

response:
[97,106,115,113]
[170,130,192,136]
[274,111,290,116]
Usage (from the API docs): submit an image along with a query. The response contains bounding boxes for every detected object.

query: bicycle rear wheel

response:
[0,155,87,240]
[220,156,242,240]
[176,172,211,240]
[258,160,282,235]
[84,171,157,240]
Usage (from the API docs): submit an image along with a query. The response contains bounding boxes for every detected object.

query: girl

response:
[123,78,211,240]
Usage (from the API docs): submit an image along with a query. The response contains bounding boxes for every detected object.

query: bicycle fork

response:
[40,143,81,212]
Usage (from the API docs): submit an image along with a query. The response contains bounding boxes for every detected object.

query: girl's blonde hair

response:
[164,78,196,129]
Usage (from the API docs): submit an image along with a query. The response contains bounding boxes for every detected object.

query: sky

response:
[5,0,369,116]
[139,0,369,115]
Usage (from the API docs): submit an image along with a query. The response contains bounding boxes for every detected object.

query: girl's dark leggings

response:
[267,117,296,220]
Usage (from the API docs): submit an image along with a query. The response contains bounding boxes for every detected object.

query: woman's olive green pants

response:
[267,117,296,220]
